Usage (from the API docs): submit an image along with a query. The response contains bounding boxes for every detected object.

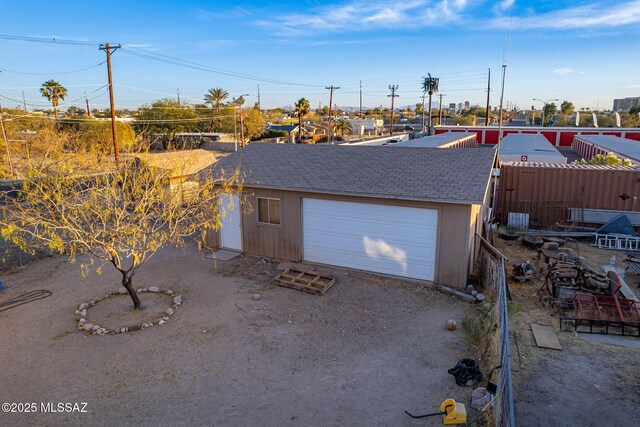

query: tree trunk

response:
[298,115,302,143]
[122,274,141,309]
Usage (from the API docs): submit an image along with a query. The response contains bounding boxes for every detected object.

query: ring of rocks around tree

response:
[74,287,182,335]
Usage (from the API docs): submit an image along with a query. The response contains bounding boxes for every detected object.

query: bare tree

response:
[0,138,240,309]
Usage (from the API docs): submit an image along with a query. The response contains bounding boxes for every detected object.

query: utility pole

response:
[498,63,507,142]
[485,68,491,126]
[22,91,27,111]
[325,85,339,144]
[257,85,261,111]
[387,85,399,136]
[240,109,245,147]
[421,94,426,132]
[359,80,363,118]
[233,107,237,151]
[0,96,14,177]
[85,94,91,117]
[99,42,122,168]
[177,88,181,106]
[438,93,446,126]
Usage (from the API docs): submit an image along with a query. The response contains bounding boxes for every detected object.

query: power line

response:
[0,34,98,46]
[0,62,105,75]
[119,46,324,88]
[0,83,105,90]
[0,87,108,108]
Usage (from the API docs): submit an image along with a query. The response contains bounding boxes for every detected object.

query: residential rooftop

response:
[206,143,494,205]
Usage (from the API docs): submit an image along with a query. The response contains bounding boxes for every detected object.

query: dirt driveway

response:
[0,244,472,426]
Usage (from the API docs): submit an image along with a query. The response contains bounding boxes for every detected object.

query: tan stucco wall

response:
[209,188,475,288]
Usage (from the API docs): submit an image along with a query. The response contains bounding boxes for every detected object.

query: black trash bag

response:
[448,358,483,386]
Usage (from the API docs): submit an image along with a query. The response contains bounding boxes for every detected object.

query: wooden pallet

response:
[273,268,336,295]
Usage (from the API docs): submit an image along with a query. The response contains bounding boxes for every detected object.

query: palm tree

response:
[421,74,439,131]
[203,88,229,111]
[40,80,68,119]
[335,119,352,136]
[294,98,310,143]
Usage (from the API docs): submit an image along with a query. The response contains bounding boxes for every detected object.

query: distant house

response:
[301,123,327,143]
[149,132,234,151]
[203,144,495,288]
[266,124,299,143]
[347,118,384,136]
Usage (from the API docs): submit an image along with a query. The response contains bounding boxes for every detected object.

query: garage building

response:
[204,144,495,288]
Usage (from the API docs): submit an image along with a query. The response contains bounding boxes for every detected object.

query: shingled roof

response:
[205,144,495,205]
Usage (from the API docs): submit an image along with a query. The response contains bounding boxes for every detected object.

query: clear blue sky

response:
[1,0,639,112]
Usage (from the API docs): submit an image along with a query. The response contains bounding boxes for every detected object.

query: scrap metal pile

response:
[509,236,640,336]
[536,242,612,300]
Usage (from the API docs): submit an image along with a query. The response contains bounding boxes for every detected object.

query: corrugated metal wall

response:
[497,164,640,227]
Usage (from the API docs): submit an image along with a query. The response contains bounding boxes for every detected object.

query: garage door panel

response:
[303,198,437,281]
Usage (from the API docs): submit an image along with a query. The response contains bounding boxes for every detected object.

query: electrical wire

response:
[1,87,108,108]
[0,33,492,107]
[0,83,106,90]
[0,62,105,75]
[0,34,98,46]
[119,46,325,88]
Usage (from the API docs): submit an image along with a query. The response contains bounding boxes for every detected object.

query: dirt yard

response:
[0,244,474,426]
[494,237,640,427]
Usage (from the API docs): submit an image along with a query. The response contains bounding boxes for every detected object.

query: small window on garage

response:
[257,197,280,225]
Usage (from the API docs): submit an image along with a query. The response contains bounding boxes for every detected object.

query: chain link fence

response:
[478,237,515,427]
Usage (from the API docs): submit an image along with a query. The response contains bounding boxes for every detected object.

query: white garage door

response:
[302,198,437,281]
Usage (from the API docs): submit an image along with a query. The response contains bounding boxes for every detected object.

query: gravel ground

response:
[0,244,473,426]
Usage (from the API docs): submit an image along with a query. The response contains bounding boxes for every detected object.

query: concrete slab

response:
[213,249,241,261]
[531,324,562,350]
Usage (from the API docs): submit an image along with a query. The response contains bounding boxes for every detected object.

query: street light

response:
[532,98,559,127]
[232,94,250,151]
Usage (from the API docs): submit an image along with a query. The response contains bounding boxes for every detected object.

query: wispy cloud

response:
[256,1,469,35]
[192,40,239,50]
[257,0,640,36]
[493,0,515,14]
[197,6,254,20]
[553,67,576,75]
[490,1,640,29]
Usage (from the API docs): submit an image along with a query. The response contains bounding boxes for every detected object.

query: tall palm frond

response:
[203,88,229,111]
[40,79,68,118]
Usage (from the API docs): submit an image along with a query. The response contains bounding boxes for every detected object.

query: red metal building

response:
[435,126,640,147]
